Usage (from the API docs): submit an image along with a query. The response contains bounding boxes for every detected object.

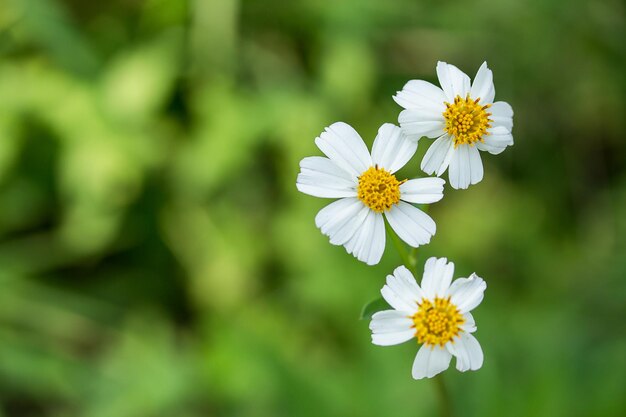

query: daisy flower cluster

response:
[296,62,513,380]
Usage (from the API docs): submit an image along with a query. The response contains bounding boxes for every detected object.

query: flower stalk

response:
[385,220,413,273]
[434,375,452,417]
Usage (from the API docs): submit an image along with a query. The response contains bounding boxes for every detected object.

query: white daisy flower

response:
[370,257,486,379]
[296,122,445,265]
[394,61,514,189]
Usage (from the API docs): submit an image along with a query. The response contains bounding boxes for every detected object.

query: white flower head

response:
[394,61,514,189]
[296,122,445,265]
[370,257,486,379]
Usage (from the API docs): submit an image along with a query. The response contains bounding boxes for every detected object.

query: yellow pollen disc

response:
[412,297,465,347]
[357,166,405,213]
[443,94,493,147]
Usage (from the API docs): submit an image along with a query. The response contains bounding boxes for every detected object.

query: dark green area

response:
[0,0,624,416]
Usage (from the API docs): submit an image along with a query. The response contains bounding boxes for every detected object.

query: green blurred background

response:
[0,0,624,416]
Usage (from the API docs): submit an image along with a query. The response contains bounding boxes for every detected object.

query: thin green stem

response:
[434,375,452,417]
[412,204,430,268]
[385,220,413,270]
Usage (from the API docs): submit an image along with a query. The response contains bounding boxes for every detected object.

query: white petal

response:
[370,318,413,334]
[315,122,372,178]
[448,333,484,372]
[448,146,467,189]
[421,134,454,176]
[328,206,370,246]
[364,212,386,265]
[381,266,423,312]
[470,62,495,104]
[468,145,484,184]
[412,345,452,379]
[421,257,455,299]
[400,177,445,204]
[490,101,514,119]
[448,273,486,313]
[315,198,369,246]
[371,124,417,173]
[314,199,384,265]
[398,109,445,140]
[372,329,416,346]
[489,101,514,131]
[386,202,436,248]
[370,319,412,333]
[436,61,471,102]
[371,309,413,320]
[296,156,357,198]
[461,312,476,333]
[448,145,483,189]
[393,79,447,111]
[343,210,385,265]
[476,125,514,155]
[370,310,413,339]
[343,211,368,253]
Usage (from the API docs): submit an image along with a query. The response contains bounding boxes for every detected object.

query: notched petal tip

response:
[392,265,414,278]
[378,122,400,133]
[326,121,349,130]
[424,256,438,267]
[364,258,380,266]
[468,273,487,289]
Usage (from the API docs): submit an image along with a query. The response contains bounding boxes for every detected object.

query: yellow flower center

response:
[357,166,405,213]
[412,297,465,347]
[443,94,492,147]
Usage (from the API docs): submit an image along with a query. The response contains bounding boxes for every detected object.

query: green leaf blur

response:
[0,0,624,416]
[360,297,388,321]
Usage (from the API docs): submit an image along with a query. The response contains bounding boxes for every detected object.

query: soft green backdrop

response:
[0,0,624,416]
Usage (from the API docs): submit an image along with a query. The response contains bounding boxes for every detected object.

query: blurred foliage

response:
[0,0,624,416]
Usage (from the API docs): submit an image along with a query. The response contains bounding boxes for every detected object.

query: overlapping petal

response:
[436,61,471,101]
[421,257,455,299]
[370,310,415,346]
[399,177,445,204]
[477,126,514,155]
[381,266,423,312]
[470,62,495,104]
[448,333,484,372]
[393,79,447,112]
[371,123,417,173]
[448,144,484,189]
[420,134,455,176]
[315,122,372,178]
[342,210,385,265]
[412,345,452,379]
[385,202,436,248]
[398,109,445,139]
[461,312,476,333]
[314,198,369,246]
[489,101,514,131]
[448,273,487,313]
[296,156,356,198]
